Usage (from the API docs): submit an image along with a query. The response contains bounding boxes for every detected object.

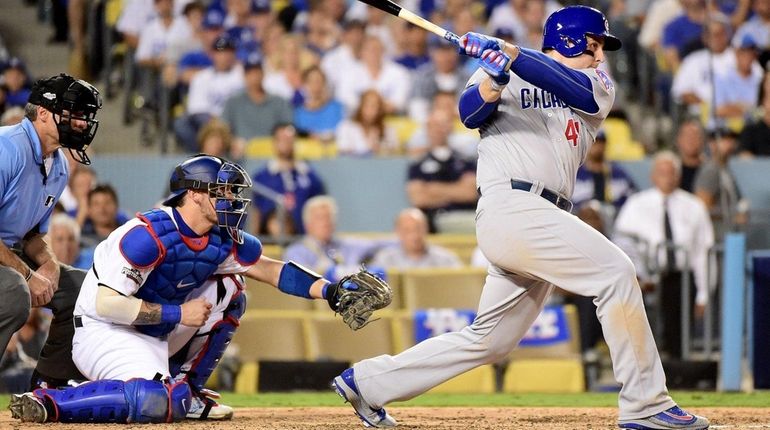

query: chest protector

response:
[134,209,233,337]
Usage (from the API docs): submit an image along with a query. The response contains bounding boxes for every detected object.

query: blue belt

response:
[509,180,573,212]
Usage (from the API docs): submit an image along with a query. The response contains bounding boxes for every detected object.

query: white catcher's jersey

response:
[471,65,615,198]
[74,207,249,323]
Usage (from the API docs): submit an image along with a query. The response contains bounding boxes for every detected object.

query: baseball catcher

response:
[8,154,393,424]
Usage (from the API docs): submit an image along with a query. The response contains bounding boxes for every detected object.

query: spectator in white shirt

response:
[335,89,398,156]
[713,35,764,130]
[334,35,411,114]
[173,33,244,151]
[613,151,714,359]
[322,19,366,94]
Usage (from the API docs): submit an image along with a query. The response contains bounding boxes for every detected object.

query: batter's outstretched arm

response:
[507,48,600,114]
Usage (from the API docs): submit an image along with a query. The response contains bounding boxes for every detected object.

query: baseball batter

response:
[332,6,709,430]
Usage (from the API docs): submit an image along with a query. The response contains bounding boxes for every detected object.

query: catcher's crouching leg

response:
[171,276,246,420]
[9,378,191,423]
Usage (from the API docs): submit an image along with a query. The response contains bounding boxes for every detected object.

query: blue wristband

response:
[161,304,182,324]
[278,261,321,299]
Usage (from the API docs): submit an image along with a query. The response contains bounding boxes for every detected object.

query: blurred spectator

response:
[48,213,93,270]
[116,0,157,50]
[571,130,637,222]
[470,245,488,268]
[694,129,749,237]
[164,1,206,76]
[518,0,547,50]
[303,7,340,55]
[321,19,366,93]
[713,35,763,130]
[283,196,377,274]
[406,91,479,158]
[671,14,733,117]
[263,34,319,103]
[79,184,129,249]
[335,89,398,156]
[66,166,97,227]
[221,53,293,146]
[408,39,471,123]
[614,151,714,359]
[638,0,683,52]
[1,58,31,110]
[261,208,297,243]
[335,35,411,114]
[251,124,325,235]
[394,23,430,71]
[370,208,462,269]
[732,0,770,64]
[662,0,708,71]
[172,9,224,89]
[197,118,242,161]
[134,0,179,113]
[294,66,344,141]
[407,109,477,233]
[0,107,24,126]
[738,70,770,157]
[486,0,560,43]
[0,309,48,393]
[674,119,707,192]
[174,33,245,152]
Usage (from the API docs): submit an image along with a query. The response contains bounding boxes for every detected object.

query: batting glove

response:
[479,49,511,88]
[458,32,505,58]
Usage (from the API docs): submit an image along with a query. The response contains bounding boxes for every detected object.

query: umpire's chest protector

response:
[133,209,233,336]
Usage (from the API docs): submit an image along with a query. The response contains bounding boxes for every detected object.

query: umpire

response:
[0,73,101,388]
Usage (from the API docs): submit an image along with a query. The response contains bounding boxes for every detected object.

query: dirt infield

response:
[2,407,769,429]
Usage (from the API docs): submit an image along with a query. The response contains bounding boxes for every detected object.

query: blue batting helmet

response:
[163,154,252,244]
[542,6,621,58]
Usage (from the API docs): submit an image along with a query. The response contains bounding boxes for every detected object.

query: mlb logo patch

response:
[595,69,613,91]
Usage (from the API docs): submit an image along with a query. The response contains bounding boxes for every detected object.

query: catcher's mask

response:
[163,154,252,244]
[28,73,102,165]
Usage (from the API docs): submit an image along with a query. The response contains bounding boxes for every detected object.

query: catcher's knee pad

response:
[181,287,246,391]
[123,378,192,423]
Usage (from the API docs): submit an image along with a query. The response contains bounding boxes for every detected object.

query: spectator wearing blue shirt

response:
[294,66,344,141]
[0,74,101,389]
[1,58,32,111]
[571,130,637,222]
[251,123,325,235]
[662,0,708,70]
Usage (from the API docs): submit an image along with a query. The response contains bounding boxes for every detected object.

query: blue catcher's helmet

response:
[163,154,252,244]
[542,6,622,58]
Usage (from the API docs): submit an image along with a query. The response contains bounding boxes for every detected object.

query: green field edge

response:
[218,391,770,408]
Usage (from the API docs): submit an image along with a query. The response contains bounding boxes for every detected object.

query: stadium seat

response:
[385,115,420,150]
[401,268,487,310]
[233,312,310,362]
[427,234,477,265]
[246,137,274,158]
[307,313,394,363]
[603,117,645,161]
[260,244,284,260]
[295,137,337,159]
[244,278,315,311]
[428,365,496,394]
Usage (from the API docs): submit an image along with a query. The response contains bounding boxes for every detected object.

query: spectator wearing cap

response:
[408,39,471,123]
[571,130,637,224]
[173,9,224,88]
[739,71,770,157]
[1,58,31,111]
[294,65,344,141]
[394,23,430,71]
[321,19,366,94]
[174,32,244,152]
[712,35,763,131]
[732,0,770,63]
[222,0,262,60]
[221,52,293,145]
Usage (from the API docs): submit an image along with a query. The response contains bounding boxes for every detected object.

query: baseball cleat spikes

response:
[9,393,48,423]
[332,368,397,428]
[618,406,709,429]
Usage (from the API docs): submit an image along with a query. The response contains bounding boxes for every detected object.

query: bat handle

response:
[444,31,461,47]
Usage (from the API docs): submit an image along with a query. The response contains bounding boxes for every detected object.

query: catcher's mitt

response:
[324,268,393,330]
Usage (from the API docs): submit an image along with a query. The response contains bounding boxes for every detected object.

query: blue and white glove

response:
[458,32,505,58]
[479,49,511,88]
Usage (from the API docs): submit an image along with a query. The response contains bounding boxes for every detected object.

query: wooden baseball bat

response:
[356,0,461,45]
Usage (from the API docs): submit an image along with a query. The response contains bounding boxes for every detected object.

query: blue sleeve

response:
[0,137,21,201]
[509,48,599,114]
[120,226,162,268]
[234,232,262,265]
[458,84,499,129]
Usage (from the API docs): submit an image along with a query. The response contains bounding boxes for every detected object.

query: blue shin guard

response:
[31,378,191,423]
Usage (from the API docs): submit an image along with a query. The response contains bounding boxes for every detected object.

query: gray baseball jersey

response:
[350,55,675,422]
